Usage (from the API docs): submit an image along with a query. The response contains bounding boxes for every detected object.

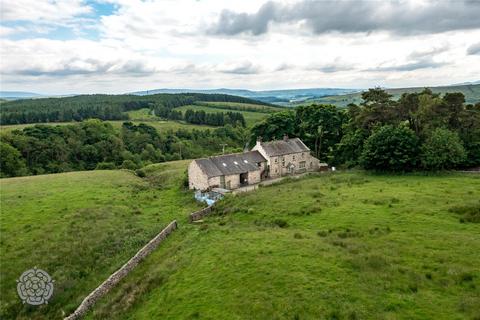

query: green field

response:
[0,118,213,134]
[174,103,279,127]
[83,171,480,319]
[0,161,202,319]
[197,101,284,113]
[1,166,479,319]
[308,84,480,107]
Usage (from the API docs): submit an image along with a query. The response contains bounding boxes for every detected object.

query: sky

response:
[1,0,480,94]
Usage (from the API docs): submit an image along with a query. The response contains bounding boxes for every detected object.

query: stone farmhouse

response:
[188,136,323,191]
[252,135,321,178]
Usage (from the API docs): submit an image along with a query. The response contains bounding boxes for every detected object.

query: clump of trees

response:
[0,120,248,178]
[184,109,246,127]
[252,88,480,171]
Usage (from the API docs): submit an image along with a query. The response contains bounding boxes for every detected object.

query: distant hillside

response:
[0,93,269,125]
[133,88,360,105]
[0,91,44,100]
[308,83,480,107]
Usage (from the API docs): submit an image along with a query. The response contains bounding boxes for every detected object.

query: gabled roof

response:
[259,138,310,156]
[194,151,267,178]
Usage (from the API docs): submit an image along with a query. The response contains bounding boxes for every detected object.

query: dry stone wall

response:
[64,220,178,320]
[189,206,212,222]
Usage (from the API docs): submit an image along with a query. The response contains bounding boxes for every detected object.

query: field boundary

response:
[189,206,213,222]
[64,220,178,320]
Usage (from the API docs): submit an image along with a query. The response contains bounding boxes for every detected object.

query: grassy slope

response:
[310,84,480,107]
[198,101,284,112]
[88,172,480,320]
[0,161,202,319]
[174,103,277,127]
[0,112,214,134]
[0,101,272,133]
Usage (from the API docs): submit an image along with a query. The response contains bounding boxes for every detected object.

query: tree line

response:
[154,106,246,127]
[252,88,480,171]
[0,120,248,177]
[0,93,267,125]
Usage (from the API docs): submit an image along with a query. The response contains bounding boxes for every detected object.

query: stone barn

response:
[188,151,267,191]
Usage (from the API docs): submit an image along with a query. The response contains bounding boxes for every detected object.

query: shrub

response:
[361,125,419,171]
[182,170,189,189]
[0,142,28,177]
[420,128,467,170]
[95,162,116,170]
[121,160,138,170]
[449,204,480,223]
[135,168,146,178]
[273,219,288,228]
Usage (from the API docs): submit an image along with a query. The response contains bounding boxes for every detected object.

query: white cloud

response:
[0,0,479,94]
[1,0,92,22]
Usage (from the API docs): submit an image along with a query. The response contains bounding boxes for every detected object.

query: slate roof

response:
[259,138,310,156]
[195,151,267,178]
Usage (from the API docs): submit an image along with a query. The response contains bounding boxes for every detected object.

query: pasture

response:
[0,161,202,319]
[86,171,480,319]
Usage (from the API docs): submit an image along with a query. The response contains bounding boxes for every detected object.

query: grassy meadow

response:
[84,171,480,320]
[0,161,202,319]
[0,118,213,134]
[197,101,284,113]
[0,100,273,133]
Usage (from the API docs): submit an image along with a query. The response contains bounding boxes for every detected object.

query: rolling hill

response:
[133,88,360,104]
[0,161,203,319]
[309,84,480,107]
[1,162,478,319]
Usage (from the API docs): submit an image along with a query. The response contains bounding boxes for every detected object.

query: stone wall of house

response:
[64,220,178,320]
[208,176,221,188]
[268,152,319,178]
[248,169,261,184]
[188,161,209,190]
[252,144,270,166]
[225,173,240,189]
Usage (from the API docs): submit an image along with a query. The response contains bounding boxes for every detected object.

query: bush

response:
[0,142,28,177]
[273,219,288,228]
[420,128,467,170]
[95,162,116,170]
[182,170,189,189]
[121,160,138,170]
[361,125,419,171]
[135,168,146,178]
[449,204,480,223]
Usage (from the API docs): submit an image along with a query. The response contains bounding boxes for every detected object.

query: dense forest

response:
[0,120,248,177]
[252,88,480,170]
[0,93,265,125]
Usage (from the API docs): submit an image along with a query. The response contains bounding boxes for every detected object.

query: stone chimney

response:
[256,136,263,146]
[283,134,289,141]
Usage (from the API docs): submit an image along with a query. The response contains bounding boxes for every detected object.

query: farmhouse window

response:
[299,161,306,169]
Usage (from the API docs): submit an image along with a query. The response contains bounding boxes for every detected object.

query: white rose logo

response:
[16,268,54,305]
